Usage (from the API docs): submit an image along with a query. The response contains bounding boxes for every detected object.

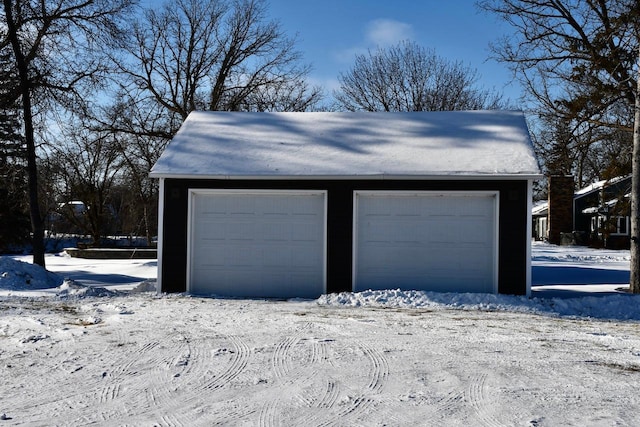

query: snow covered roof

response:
[574,174,632,197]
[581,193,630,214]
[532,201,549,216]
[150,110,541,179]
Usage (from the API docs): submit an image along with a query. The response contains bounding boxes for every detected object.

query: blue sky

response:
[267,0,525,107]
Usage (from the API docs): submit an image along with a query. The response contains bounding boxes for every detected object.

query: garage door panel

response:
[355,192,497,294]
[189,191,326,298]
[262,246,291,267]
[290,222,321,241]
[263,223,288,241]
[459,221,492,238]
[291,247,321,267]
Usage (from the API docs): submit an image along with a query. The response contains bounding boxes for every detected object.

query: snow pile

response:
[56,279,122,298]
[0,257,63,290]
[317,288,640,321]
[534,252,631,263]
[531,241,631,263]
[0,258,123,298]
[544,294,639,320]
[130,278,157,293]
[317,288,531,311]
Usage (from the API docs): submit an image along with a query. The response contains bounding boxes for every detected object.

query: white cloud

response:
[332,18,415,66]
[365,19,414,46]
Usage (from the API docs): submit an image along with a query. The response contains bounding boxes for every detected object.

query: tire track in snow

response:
[317,340,390,426]
[404,389,466,425]
[211,408,259,426]
[142,335,196,427]
[99,341,160,404]
[316,378,340,409]
[202,334,251,390]
[465,372,505,427]
[260,323,311,427]
[261,323,346,427]
[258,394,281,427]
[271,334,300,378]
[142,333,252,426]
[3,326,115,424]
[31,337,169,426]
[98,339,189,424]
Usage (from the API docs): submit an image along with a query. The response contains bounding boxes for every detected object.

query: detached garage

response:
[150,110,540,298]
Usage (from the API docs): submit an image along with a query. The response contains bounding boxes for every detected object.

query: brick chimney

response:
[548,175,574,245]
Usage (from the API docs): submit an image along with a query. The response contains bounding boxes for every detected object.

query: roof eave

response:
[149,172,543,181]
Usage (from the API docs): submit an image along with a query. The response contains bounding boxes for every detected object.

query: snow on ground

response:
[1,242,640,425]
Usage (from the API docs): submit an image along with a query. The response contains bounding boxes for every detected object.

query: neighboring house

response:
[532,201,548,241]
[150,110,541,298]
[532,175,632,248]
[47,201,87,234]
[575,175,631,248]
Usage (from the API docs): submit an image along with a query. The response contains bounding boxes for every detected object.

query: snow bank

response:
[317,288,640,321]
[0,257,63,290]
[0,257,124,298]
[56,280,122,298]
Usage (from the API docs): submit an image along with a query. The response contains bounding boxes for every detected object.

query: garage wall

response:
[160,179,530,295]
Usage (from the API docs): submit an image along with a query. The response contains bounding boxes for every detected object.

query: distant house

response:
[532,201,549,241]
[533,175,631,248]
[47,201,87,235]
[150,110,541,298]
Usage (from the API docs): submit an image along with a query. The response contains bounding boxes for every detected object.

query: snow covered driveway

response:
[2,294,640,426]
[2,242,640,425]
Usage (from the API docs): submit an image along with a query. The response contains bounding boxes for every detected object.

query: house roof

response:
[574,174,632,198]
[581,194,630,214]
[150,110,541,180]
[532,201,548,216]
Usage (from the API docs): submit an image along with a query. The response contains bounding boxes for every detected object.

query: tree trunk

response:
[631,45,640,293]
[3,0,46,267]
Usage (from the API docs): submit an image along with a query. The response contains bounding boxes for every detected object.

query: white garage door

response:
[354,191,498,293]
[188,190,326,298]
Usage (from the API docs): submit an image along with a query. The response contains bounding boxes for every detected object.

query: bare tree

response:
[479,0,640,291]
[95,0,322,244]
[1,0,136,266]
[632,43,640,293]
[49,120,124,246]
[103,100,167,245]
[334,40,506,112]
[114,0,322,137]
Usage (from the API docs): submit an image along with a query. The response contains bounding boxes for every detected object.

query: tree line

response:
[2,0,639,292]
[0,0,507,262]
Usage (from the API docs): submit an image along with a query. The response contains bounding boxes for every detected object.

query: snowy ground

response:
[1,242,639,425]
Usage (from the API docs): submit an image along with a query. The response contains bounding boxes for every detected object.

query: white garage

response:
[188,190,327,298]
[354,191,498,293]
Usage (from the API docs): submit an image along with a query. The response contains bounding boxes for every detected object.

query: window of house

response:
[591,215,629,236]
[612,216,629,235]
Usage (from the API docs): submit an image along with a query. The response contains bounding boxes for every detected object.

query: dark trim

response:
[160,179,530,296]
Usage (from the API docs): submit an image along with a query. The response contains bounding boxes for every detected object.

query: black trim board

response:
[160,179,530,295]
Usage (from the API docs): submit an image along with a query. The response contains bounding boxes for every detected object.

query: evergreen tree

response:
[0,49,29,251]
